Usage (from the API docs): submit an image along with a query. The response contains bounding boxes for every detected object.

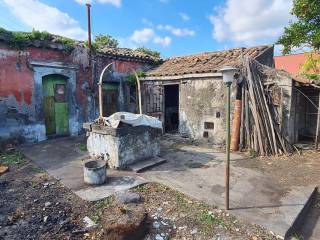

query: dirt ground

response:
[0,151,280,240]
[234,150,320,188]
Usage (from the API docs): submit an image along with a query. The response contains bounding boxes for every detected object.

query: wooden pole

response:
[315,92,320,150]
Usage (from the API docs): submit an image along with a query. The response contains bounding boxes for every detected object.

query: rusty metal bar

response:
[86,3,92,68]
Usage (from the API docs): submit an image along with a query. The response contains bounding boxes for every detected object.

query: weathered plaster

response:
[179,77,236,145]
[30,60,80,139]
[86,125,161,169]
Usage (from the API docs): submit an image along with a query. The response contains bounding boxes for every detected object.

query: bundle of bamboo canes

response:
[239,58,294,155]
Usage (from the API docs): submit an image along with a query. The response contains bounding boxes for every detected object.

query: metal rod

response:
[226,82,231,210]
[132,70,142,114]
[98,63,113,119]
[86,3,92,67]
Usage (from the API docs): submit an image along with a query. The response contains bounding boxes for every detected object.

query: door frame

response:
[30,61,79,140]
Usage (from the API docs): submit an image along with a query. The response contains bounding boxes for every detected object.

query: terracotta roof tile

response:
[97,47,161,62]
[146,45,272,77]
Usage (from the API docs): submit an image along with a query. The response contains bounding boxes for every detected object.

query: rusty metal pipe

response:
[231,99,242,151]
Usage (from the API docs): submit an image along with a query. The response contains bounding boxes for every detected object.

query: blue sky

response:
[0,0,294,57]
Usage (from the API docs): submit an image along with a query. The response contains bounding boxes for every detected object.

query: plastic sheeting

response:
[97,112,163,130]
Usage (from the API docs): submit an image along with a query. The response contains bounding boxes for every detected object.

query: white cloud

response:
[209,0,294,45]
[153,36,171,47]
[179,12,190,22]
[74,0,121,7]
[129,28,171,47]
[142,18,153,27]
[130,28,156,44]
[157,25,195,37]
[3,0,87,40]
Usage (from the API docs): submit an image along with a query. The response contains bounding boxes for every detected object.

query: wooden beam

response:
[315,91,320,150]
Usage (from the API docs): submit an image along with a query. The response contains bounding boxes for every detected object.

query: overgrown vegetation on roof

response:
[84,34,119,50]
[0,28,77,51]
[136,47,161,58]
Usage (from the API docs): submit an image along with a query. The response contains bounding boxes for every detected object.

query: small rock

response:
[153,221,161,229]
[190,229,198,234]
[161,220,168,226]
[157,207,163,212]
[155,234,164,240]
[44,202,51,207]
[83,216,97,230]
[43,216,48,223]
[33,199,38,203]
[115,191,141,204]
[235,228,240,232]
[276,235,284,240]
[178,226,187,231]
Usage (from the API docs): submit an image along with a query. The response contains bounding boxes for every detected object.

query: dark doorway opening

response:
[102,83,119,117]
[295,86,320,143]
[164,84,179,132]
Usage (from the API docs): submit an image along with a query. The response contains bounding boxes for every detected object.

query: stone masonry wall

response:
[0,43,152,143]
[179,77,237,146]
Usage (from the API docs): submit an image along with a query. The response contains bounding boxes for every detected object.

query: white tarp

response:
[97,112,163,130]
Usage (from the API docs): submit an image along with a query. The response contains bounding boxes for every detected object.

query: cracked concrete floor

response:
[20,135,316,238]
[141,136,315,238]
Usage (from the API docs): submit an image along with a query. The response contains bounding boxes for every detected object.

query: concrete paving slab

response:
[141,145,314,238]
[128,156,166,172]
[20,136,315,237]
[20,136,146,201]
[75,176,146,201]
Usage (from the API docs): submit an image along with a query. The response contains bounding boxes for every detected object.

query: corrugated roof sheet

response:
[146,45,272,77]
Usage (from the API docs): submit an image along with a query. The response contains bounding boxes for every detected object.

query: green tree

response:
[277,0,319,54]
[136,47,161,58]
[94,34,118,48]
[277,0,319,80]
[85,34,119,49]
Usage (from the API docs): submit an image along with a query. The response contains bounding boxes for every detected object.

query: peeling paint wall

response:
[87,125,161,169]
[0,43,153,143]
[179,78,237,146]
[142,78,237,146]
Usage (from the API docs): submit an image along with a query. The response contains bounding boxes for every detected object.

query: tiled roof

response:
[146,45,272,77]
[97,47,161,62]
[0,29,160,63]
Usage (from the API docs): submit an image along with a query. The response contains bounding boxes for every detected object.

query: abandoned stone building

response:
[0,31,158,142]
[141,45,275,146]
[1,29,319,150]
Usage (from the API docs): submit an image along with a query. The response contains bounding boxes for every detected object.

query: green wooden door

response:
[42,75,69,136]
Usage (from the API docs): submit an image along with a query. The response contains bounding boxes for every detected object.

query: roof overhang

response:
[142,72,222,81]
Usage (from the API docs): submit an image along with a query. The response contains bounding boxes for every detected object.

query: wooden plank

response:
[239,84,245,151]
[44,96,56,135]
[246,60,265,155]
[55,102,68,135]
[315,92,320,150]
